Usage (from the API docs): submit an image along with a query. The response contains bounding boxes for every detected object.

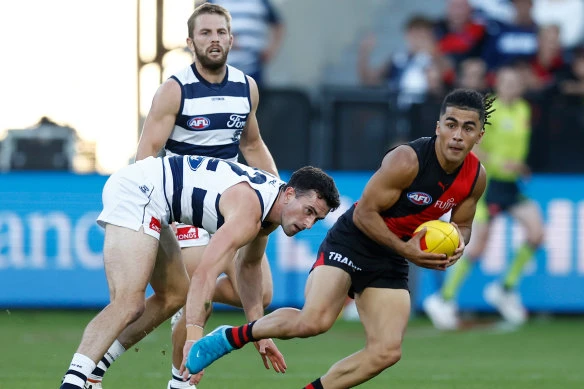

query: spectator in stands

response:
[558,45,584,99]
[358,15,453,109]
[405,62,451,141]
[434,0,487,67]
[528,24,565,93]
[470,0,515,24]
[533,0,584,52]
[425,61,450,102]
[481,0,539,73]
[456,57,490,93]
[198,0,285,87]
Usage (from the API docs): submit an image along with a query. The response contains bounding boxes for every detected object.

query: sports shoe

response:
[422,293,459,330]
[84,379,102,389]
[171,308,184,331]
[484,282,528,325]
[186,325,235,374]
[167,379,196,389]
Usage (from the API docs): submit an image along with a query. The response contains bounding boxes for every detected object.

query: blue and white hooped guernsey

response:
[165,64,251,162]
[163,155,284,233]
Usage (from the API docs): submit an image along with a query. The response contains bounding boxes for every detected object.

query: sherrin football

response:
[414,220,460,257]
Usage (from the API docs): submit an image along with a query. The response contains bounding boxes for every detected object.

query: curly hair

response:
[440,89,496,127]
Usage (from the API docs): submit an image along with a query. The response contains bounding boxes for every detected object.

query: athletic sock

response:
[60,353,96,389]
[224,321,257,349]
[87,339,126,382]
[441,257,474,301]
[168,365,192,389]
[304,378,324,389]
[503,244,535,290]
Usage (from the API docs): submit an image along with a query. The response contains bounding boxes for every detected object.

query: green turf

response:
[1,309,582,388]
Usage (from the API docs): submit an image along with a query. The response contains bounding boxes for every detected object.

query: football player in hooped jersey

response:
[183,89,492,389]
[85,4,281,389]
[59,156,340,389]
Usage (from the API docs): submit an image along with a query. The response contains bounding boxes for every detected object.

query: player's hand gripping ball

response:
[414,220,460,257]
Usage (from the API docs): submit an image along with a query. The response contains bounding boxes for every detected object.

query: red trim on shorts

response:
[311,252,325,271]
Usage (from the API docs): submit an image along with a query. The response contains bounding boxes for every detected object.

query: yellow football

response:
[414,220,460,257]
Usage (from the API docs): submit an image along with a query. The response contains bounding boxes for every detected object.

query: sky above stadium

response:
[0,0,192,173]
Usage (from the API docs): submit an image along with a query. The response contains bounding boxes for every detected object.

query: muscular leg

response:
[77,224,160,362]
[509,200,545,248]
[250,265,350,340]
[116,226,190,348]
[319,287,410,388]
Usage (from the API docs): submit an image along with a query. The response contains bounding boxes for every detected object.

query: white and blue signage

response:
[1,172,583,312]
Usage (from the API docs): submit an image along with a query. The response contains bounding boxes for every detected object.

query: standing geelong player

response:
[183,89,493,389]
[84,4,279,389]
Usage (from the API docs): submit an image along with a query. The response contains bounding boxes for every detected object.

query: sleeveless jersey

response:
[162,155,284,234]
[381,136,481,240]
[328,136,480,260]
[165,64,251,162]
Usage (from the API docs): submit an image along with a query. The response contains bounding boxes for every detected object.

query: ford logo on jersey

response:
[187,116,210,129]
[407,192,432,205]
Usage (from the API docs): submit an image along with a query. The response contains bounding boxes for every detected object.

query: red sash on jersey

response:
[384,152,480,239]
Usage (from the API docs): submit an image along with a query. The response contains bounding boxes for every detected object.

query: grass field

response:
[1,309,583,389]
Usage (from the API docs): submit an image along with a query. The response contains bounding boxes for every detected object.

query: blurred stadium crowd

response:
[353,0,584,173]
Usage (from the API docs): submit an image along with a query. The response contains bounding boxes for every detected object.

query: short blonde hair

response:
[187,3,232,38]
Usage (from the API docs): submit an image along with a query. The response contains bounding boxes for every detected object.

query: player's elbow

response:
[352,205,370,232]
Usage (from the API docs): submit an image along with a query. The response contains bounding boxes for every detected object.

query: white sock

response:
[169,365,194,388]
[62,353,96,388]
[88,339,126,381]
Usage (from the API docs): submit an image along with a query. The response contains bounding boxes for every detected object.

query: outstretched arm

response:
[183,184,263,341]
[236,230,287,373]
[235,232,273,322]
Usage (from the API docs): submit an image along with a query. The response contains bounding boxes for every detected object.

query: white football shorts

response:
[97,157,169,240]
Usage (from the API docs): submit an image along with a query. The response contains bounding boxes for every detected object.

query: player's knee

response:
[162,287,188,314]
[295,314,335,337]
[116,297,146,325]
[528,228,545,248]
[262,289,273,309]
[368,343,402,372]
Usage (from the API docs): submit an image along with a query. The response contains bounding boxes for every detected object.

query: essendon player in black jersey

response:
[184,89,494,389]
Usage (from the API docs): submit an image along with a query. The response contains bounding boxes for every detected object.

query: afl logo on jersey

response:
[407,192,432,205]
[187,116,210,129]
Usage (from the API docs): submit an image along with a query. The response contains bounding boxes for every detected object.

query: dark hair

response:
[440,88,496,127]
[405,15,434,31]
[187,3,231,39]
[285,166,340,211]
